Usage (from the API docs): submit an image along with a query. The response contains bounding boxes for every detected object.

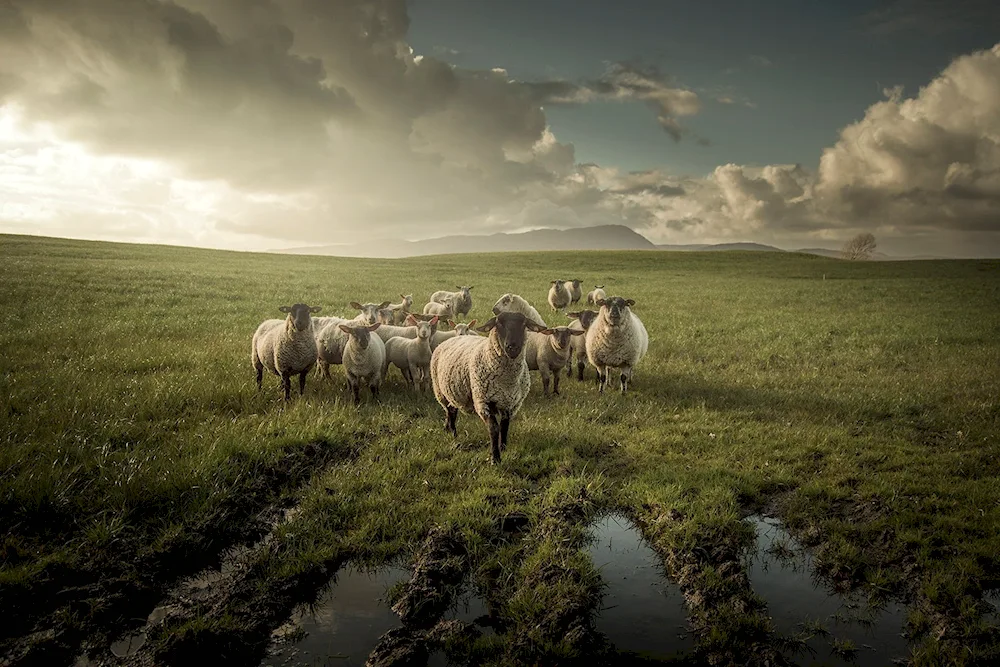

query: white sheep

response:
[586,285,606,305]
[252,303,322,400]
[524,326,585,396]
[373,322,419,344]
[376,308,395,325]
[385,315,439,392]
[430,311,545,464]
[423,297,456,319]
[430,319,478,351]
[585,297,648,394]
[388,294,414,325]
[338,322,386,404]
[314,302,382,381]
[548,279,571,312]
[492,293,547,328]
[567,279,583,305]
[565,309,600,382]
[431,286,473,317]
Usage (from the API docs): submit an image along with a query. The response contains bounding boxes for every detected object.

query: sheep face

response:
[478,311,544,359]
[377,308,395,325]
[456,286,473,300]
[339,322,381,349]
[571,279,582,290]
[567,309,599,330]
[550,279,566,291]
[416,316,439,340]
[279,303,321,332]
[541,325,585,350]
[400,294,414,309]
[596,297,635,326]
[351,301,391,324]
[453,319,477,336]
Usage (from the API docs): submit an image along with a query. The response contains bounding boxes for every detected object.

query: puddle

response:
[261,564,410,667]
[746,515,910,667]
[587,513,692,659]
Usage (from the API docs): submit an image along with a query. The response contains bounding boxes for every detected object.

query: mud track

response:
[1,438,359,667]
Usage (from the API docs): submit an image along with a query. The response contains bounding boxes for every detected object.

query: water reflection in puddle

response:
[746,515,910,667]
[587,513,692,660]
[261,564,409,667]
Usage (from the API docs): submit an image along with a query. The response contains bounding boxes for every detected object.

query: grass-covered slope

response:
[1,233,998,665]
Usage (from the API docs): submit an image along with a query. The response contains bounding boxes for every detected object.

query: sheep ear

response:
[400,293,406,299]
[468,319,476,327]
[567,311,581,319]
[350,301,362,310]
[625,299,635,307]
[491,305,501,315]
[310,306,322,313]
[540,328,555,336]
[596,299,606,307]
[279,306,292,313]
[406,314,418,325]
[367,323,381,331]
[378,301,390,309]
[447,319,456,327]
[570,328,586,336]
[467,286,473,290]
[476,318,497,333]
[526,321,546,333]
[430,316,440,326]
[338,324,352,334]
[456,285,463,290]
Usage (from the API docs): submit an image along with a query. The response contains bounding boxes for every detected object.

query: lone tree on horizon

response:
[842,232,877,260]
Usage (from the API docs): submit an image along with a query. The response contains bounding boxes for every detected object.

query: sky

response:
[1,0,999,257]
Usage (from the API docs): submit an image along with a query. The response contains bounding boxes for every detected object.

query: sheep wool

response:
[339,323,386,404]
[567,279,583,304]
[252,303,322,400]
[492,293,547,328]
[565,309,599,382]
[430,312,541,464]
[585,297,648,394]
[548,280,571,311]
[431,286,473,317]
[524,326,585,396]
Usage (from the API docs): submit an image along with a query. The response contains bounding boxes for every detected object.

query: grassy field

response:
[1,233,998,666]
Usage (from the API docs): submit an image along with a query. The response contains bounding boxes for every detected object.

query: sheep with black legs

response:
[430,311,545,464]
[252,303,322,400]
[565,309,599,381]
[585,297,648,394]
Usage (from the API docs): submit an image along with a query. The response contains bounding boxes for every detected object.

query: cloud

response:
[749,55,772,67]
[524,63,702,141]
[861,0,1000,35]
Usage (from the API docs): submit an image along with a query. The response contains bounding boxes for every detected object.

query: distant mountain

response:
[656,242,785,253]
[272,224,656,258]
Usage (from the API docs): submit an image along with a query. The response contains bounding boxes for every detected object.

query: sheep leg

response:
[281,372,292,401]
[595,366,607,393]
[576,360,585,382]
[540,368,551,397]
[444,405,459,436]
[370,383,380,402]
[552,368,561,396]
[620,367,632,393]
[484,403,501,465]
[255,364,263,390]
[499,414,510,453]
[408,363,422,392]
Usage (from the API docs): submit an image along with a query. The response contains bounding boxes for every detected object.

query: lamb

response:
[252,303,322,400]
[338,322,386,404]
[376,308,396,325]
[548,279,571,312]
[492,293,546,328]
[565,309,599,381]
[353,300,391,325]
[586,285,606,305]
[385,315,439,392]
[430,311,545,464]
[314,302,385,381]
[430,286,473,317]
[388,294,414,325]
[430,319,478,351]
[373,323,419,344]
[524,326,585,396]
[423,297,456,319]
[585,297,649,394]
[567,279,583,305]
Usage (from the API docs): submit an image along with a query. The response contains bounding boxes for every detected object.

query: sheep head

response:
[478,311,545,359]
[279,304,321,332]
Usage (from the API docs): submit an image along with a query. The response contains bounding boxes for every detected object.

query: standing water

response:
[746,515,910,666]
[261,564,410,667]
[587,513,693,660]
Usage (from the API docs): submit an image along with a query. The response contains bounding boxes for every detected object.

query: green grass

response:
[1,233,999,665]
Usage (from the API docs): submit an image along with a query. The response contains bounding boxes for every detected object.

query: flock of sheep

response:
[250,279,648,463]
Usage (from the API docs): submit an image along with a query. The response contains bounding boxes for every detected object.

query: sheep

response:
[430,319,478,351]
[252,303,322,400]
[338,322,386,404]
[548,279,571,312]
[586,285,606,305]
[585,297,649,394]
[314,303,382,381]
[423,296,456,319]
[431,286,473,317]
[388,294,414,325]
[524,326,586,396]
[385,315,439,392]
[376,308,396,325]
[373,322,419,344]
[565,309,599,381]
[492,293,547,328]
[430,311,545,464]
[352,300,391,325]
[567,279,583,305]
